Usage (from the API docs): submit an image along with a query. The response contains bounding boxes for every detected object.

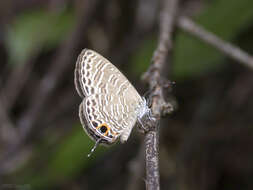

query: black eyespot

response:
[100,125,108,133]
[92,121,98,127]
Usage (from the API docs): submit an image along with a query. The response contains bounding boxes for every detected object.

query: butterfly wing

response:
[75,49,142,100]
[75,49,144,144]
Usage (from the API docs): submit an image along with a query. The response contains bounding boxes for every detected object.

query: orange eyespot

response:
[96,123,110,136]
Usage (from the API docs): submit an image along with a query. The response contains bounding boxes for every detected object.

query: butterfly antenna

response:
[87,139,101,157]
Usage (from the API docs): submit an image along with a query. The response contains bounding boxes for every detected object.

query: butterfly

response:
[74,49,151,155]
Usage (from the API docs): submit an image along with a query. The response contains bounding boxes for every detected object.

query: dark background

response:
[0,0,253,189]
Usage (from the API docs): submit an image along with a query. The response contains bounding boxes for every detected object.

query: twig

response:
[142,11,253,189]
[177,16,253,70]
[143,0,178,189]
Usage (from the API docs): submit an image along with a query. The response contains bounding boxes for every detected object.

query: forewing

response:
[74,49,142,101]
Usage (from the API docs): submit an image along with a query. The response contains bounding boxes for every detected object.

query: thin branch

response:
[143,0,178,189]
[143,10,253,190]
[177,16,253,70]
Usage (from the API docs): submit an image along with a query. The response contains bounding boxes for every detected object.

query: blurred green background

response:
[1,0,253,189]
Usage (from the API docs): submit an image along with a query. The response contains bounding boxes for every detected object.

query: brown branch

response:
[143,0,178,189]
[142,11,253,190]
[177,16,253,70]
